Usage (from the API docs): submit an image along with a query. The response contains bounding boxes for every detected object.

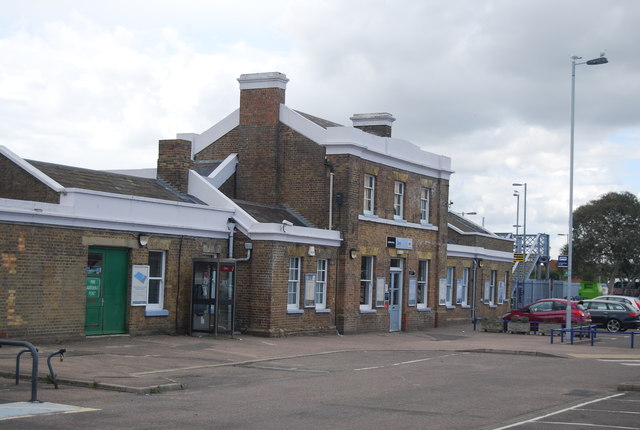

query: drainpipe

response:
[325,159,335,230]
[472,258,479,322]
[329,172,334,230]
[227,218,236,258]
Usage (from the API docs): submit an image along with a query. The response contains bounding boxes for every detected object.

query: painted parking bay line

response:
[0,402,99,421]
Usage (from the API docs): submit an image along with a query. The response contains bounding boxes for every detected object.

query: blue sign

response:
[558,255,568,268]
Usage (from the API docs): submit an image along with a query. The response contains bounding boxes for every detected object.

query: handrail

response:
[0,339,39,402]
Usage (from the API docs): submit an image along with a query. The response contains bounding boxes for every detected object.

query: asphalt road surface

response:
[1,348,638,429]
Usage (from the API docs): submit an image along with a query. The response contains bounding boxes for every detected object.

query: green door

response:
[85,247,128,335]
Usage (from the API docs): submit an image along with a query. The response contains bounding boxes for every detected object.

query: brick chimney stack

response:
[157,139,192,195]
[351,112,395,137]
[236,72,289,205]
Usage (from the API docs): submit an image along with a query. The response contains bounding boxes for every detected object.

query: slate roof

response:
[448,211,492,235]
[294,110,343,129]
[27,160,197,203]
[233,199,310,226]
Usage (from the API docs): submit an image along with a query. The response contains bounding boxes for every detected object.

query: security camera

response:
[282,220,293,226]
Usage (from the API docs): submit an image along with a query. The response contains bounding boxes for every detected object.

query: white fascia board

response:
[0,145,66,193]
[206,153,238,187]
[324,127,453,179]
[177,109,239,157]
[247,223,342,247]
[358,214,438,231]
[188,171,257,234]
[278,108,453,179]
[279,105,328,144]
[448,223,515,243]
[447,243,514,263]
[0,191,232,239]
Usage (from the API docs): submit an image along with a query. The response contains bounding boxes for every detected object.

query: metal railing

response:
[550,325,638,348]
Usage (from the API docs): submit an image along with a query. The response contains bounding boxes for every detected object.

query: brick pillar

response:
[157,139,192,195]
[236,72,288,205]
[350,112,395,137]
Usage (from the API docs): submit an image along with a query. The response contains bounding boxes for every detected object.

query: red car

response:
[502,299,592,326]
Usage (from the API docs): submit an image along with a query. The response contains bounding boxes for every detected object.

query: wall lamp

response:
[138,233,150,247]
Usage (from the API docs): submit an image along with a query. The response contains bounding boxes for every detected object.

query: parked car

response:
[582,299,640,332]
[502,299,592,327]
[592,295,640,313]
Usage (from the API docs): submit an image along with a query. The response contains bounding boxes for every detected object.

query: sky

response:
[1,0,639,258]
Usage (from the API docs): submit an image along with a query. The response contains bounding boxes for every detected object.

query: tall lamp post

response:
[566,53,608,331]
[513,183,527,307]
[513,191,521,244]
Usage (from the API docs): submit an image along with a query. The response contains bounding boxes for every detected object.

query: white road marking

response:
[490,393,626,430]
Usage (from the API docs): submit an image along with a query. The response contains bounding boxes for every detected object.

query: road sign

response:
[513,252,524,262]
[558,255,568,268]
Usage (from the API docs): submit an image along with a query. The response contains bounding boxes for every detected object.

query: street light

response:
[566,52,608,331]
[513,183,527,307]
[513,191,521,242]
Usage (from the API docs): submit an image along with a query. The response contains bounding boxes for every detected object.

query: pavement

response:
[1,323,640,398]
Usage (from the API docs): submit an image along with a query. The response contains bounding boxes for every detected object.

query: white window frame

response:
[315,259,328,310]
[394,181,405,220]
[288,257,301,310]
[360,256,374,311]
[363,174,375,215]
[147,250,166,311]
[420,187,430,223]
[417,260,429,309]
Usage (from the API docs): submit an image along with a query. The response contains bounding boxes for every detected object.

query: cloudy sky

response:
[2,0,638,257]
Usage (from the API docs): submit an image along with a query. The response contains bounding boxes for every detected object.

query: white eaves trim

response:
[178,109,240,156]
[1,146,66,193]
[447,243,513,263]
[279,105,453,179]
[0,189,233,239]
[206,153,238,188]
[358,214,438,231]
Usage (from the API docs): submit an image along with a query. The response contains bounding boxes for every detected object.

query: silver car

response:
[592,295,640,313]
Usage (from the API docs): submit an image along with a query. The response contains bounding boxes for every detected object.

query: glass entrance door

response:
[192,262,217,333]
[191,261,235,336]
[389,258,403,332]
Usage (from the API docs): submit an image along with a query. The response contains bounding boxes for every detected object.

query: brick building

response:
[0,71,513,342]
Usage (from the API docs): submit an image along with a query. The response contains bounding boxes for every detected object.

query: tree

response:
[572,191,640,287]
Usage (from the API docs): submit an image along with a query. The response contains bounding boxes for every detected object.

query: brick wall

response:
[0,221,228,342]
[234,239,338,337]
[326,152,450,334]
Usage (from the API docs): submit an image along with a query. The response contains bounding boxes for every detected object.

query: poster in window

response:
[408,278,417,306]
[376,277,386,307]
[484,281,491,304]
[304,274,316,308]
[131,265,150,306]
[439,278,447,305]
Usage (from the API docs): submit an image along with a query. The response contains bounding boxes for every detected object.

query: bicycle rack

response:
[0,339,39,402]
[47,349,66,389]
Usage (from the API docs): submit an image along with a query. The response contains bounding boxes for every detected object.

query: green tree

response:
[572,191,640,286]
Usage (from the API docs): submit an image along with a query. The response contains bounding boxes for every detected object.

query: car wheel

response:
[606,319,622,332]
